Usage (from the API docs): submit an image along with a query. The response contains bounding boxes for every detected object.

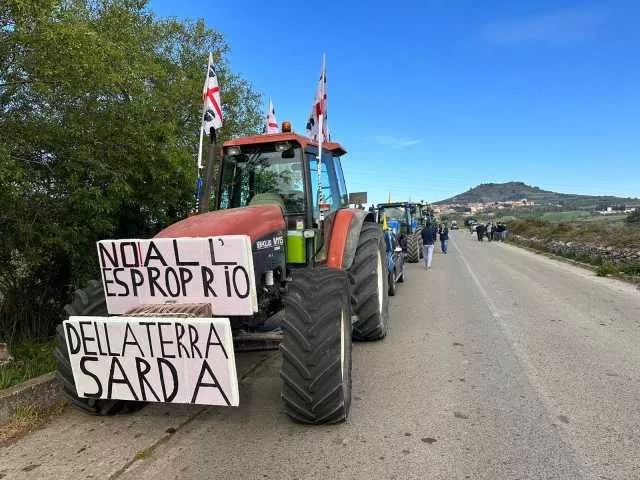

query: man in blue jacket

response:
[439,223,449,254]
[421,220,438,269]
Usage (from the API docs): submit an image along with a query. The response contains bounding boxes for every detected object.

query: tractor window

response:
[380,207,406,222]
[333,157,349,207]
[308,154,338,220]
[218,148,305,214]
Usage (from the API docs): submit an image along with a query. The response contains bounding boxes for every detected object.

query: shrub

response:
[620,262,640,276]
[596,263,618,277]
[627,209,640,224]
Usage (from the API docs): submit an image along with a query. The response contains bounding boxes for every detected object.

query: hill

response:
[435,182,638,209]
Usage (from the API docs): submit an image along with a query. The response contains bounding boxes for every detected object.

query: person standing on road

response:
[486,222,492,242]
[421,220,438,269]
[438,223,449,254]
[476,223,486,241]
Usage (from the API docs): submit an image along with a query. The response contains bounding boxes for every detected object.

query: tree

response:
[0,0,262,341]
[627,209,640,224]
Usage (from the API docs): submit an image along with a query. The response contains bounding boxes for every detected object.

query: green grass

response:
[0,339,58,390]
[541,210,591,222]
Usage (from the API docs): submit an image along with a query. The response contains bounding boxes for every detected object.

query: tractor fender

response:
[327,209,373,270]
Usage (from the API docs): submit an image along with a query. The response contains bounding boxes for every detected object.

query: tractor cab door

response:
[307,151,346,223]
[305,150,347,264]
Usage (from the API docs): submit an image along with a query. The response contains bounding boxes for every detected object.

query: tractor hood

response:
[155,205,286,242]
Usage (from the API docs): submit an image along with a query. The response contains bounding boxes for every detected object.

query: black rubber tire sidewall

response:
[350,222,390,341]
[55,280,147,415]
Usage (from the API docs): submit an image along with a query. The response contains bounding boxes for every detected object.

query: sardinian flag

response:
[265,98,279,134]
[202,52,223,133]
[306,58,329,142]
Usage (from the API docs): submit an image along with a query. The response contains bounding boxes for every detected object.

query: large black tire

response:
[349,222,390,341]
[280,268,353,424]
[406,233,421,263]
[54,280,146,415]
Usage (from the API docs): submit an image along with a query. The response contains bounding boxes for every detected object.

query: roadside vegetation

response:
[0,400,66,445]
[503,214,640,279]
[0,0,262,348]
[0,339,58,389]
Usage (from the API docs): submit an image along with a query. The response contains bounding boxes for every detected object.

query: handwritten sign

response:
[63,316,239,406]
[97,236,257,316]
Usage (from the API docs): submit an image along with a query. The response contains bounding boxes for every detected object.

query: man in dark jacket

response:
[421,221,438,269]
[438,223,449,254]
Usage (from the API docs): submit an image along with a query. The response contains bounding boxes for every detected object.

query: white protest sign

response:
[97,236,257,316]
[63,316,239,406]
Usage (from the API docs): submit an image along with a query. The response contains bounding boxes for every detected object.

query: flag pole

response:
[199,127,217,213]
[197,53,212,171]
[198,52,222,214]
[317,54,326,220]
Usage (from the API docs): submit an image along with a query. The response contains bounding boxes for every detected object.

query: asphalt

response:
[2,231,639,480]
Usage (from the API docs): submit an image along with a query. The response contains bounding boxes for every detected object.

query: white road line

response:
[450,236,591,478]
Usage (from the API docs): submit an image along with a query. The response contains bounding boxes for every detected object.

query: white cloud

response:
[483,8,605,44]
[370,135,421,149]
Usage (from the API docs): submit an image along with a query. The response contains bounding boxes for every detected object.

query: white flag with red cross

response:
[306,58,329,143]
[265,98,279,134]
[202,52,223,133]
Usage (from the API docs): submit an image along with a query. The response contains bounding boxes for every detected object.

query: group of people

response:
[414,219,509,270]
[421,221,449,269]
[474,222,508,242]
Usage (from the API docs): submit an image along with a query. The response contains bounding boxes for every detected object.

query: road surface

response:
[2,231,639,479]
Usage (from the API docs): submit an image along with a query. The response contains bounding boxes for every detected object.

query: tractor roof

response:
[223,133,346,156]
[376,202,423,208]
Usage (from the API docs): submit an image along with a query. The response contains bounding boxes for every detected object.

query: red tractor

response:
[55,126,391,424]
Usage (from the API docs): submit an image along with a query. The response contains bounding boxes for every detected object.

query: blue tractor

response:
[376,202,427,263]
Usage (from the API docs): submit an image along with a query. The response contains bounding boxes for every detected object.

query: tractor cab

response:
[219,131,348,265]
[375,202,423,237]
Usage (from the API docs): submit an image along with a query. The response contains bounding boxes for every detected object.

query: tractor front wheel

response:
[54,280,147,415]
[280,268,353,424]
[350,222,390,341]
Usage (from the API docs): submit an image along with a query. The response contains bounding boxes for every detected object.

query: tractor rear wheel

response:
[280,268,353,424]
[54,280,146,415]
[406,233,421,263]
[350,222,390,341]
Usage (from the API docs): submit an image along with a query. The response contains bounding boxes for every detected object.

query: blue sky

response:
[151,0,640,204]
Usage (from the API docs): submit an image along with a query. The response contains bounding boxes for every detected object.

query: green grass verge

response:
[0,339,58,390]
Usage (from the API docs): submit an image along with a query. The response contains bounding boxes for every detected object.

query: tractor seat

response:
[249,192,286,211]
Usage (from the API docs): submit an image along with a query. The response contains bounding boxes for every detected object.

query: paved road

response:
[3,232,639,479]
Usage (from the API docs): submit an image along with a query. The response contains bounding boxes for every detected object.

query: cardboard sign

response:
[97,236,257,316]
[63,316,239,406]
